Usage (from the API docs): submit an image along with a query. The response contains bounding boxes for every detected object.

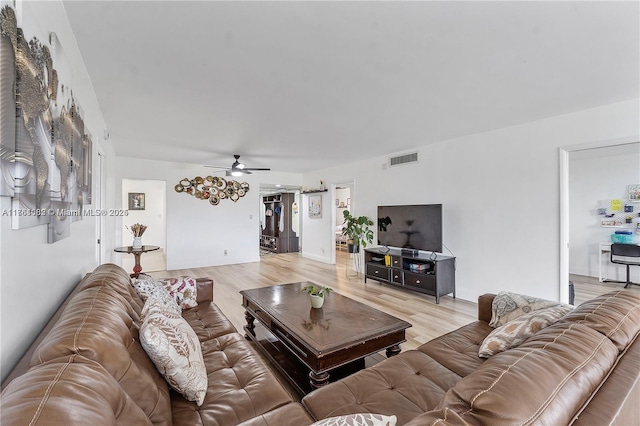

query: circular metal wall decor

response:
[175,176,249,206]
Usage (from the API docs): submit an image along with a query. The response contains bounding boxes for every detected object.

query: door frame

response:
[559,135,639,303]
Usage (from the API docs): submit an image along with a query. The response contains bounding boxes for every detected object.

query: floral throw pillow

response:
[139,302,207,406]
[310,414,397,426]
[159,276,198,309]
[479,304,574,358]
[488,292,561,328]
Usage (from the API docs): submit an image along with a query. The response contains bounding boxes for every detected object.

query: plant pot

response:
[310,294,324,309]
[347,243,359,253]
[132,237,142,249]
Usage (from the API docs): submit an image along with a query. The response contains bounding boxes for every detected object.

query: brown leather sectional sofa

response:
[1,264,314,425]
[2,263,639,425]
[302,291,640,425]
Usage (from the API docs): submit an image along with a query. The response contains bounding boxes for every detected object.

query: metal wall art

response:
[175,176,249,205]
[0,5,93,242]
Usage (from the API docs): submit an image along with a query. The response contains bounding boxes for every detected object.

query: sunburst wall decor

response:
[175,176,249,205]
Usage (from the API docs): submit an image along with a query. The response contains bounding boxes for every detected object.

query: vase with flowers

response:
[127,223,147,249]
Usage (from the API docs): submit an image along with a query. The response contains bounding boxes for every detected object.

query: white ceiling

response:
[62,1,639,174]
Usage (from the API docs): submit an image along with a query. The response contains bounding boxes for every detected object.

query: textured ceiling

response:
[62,1,639,174]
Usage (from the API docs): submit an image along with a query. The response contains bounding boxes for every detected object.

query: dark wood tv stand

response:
[364,247,455,304]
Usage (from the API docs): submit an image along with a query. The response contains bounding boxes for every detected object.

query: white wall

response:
[301,99,640,303]
[114,157,302,269]
[0,1,113,381]
[569,144,640,281]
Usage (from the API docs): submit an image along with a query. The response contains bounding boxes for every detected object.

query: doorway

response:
[121,179,167,272]
[332,181,354,266]
[560,139,640,304]
[258,185,302,257]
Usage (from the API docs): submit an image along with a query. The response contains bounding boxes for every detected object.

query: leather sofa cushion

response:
[571,334,640,426]
[182,301,238,342]
[302,350,461,425]
[434,322,619,425]
[237,402,315,426]
[29,267,172,425]
[556,289,640,352]
[417,321,492,377]
[0,355,152,425]
[171,332,292,425]
[79,263,144,318]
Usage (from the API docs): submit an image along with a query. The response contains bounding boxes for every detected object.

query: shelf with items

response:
[301,189,328,194]
[597,199,639,228]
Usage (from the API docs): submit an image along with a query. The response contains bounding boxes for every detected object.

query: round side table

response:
[114,245,160,278]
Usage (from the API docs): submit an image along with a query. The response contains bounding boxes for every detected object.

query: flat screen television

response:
[377,204,442,253]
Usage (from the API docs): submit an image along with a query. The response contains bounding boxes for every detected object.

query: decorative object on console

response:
[174,175,249,205]
[302,284,333,309]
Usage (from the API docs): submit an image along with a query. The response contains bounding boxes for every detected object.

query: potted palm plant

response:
[341,210,374,253]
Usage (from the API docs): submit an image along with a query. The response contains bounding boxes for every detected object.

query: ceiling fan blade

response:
[243,168,271,171]
[225,170,251,177]
[203,165,230,169]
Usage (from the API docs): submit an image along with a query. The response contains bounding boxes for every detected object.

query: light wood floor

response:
[148,251,639,353]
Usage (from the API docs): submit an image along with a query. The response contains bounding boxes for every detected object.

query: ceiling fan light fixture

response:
[231,170,243,177]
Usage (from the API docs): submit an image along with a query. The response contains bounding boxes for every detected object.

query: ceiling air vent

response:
[389,152,418,167]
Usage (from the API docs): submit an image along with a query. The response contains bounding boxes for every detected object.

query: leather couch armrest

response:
[195,278,214,303]
[478,293,496,323]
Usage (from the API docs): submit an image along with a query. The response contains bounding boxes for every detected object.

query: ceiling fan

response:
[206,155,271,177]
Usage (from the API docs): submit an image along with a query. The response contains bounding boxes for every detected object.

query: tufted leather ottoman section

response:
[302,350,461,425]
[182,302,238,342]
[417,321,492,378]
[171,332,292,425]
[1,355,152,425]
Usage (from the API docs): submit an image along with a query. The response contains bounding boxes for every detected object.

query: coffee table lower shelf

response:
[245,323,375,396]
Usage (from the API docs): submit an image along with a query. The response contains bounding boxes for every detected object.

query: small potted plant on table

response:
[302,284,333,309]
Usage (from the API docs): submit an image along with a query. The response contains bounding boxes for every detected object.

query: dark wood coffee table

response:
[240,282,412,395]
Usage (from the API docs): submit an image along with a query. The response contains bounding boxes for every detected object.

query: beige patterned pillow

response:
[141,291,182,322]
[479,304,574,358]
[140,301,208,405]
[311,413,397,426]
[489,292,561,328]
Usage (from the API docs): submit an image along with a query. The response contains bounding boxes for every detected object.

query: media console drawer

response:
[403,272,436,292]
[366,264,390,281]
[391,268,403,284]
